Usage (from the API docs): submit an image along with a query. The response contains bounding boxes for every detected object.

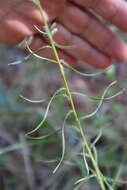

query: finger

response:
[13,0,65,24]
[52,24,112,69]
[0,1,13,18]
[70,0,127,32]
[13,0,49,25]
[0,0,51,45]
[40,0,66,21]
[0,1,48,45]
[0,11,36,44]
[59,3,127,61]
[29,34,78,67]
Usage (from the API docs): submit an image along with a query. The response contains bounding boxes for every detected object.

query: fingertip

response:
[116,45,127,62]
[113,45,127,62]
[104,35,127,62]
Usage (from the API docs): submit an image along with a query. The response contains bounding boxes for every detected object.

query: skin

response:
[1,0,127,68]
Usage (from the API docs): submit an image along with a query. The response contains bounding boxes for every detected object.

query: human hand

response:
[60,0,127,68]
[0,0,80,67]
[0,0,42,44]
[0,0,71,65]
[1,0,127,69]
[31,0,127,68]
[0,0,66,45]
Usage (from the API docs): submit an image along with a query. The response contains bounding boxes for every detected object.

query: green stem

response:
[35,1,106,189]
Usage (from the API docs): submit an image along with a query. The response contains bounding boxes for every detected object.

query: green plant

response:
[5,1,127,189]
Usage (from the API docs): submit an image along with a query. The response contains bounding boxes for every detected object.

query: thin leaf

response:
[8,54,31,65]
[9,44,53,66]
[74,174,95,185]
[25,88,66,136]
[26,129,60,140]
[34,25,48,35]
[62,60,113,77]
[82,146,89,176]
[112,163,124,188]
[19,90,66,104]
[92,146,98,164]
[26,42,57,64]
[91,130,102,148]
[53,110,73,173]
[80,81,117,121]
[71,87,126,101]
[0,140,42,155]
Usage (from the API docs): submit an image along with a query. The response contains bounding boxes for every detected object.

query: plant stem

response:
[35,1,106,189]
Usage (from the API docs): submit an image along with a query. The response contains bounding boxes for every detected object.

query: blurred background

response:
[0,33,127,190]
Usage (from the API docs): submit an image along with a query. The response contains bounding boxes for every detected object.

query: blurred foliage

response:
[0,42,127,190]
